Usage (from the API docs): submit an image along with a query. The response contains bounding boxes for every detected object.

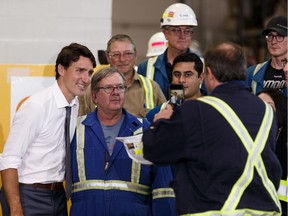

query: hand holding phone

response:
[154,104,173,121]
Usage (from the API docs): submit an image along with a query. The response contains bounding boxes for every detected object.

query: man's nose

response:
[82,72,92,83]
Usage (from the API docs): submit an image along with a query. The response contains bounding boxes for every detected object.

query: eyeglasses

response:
[97,85,126,93]
[167,27,194,37]
[281,58,287,68]
[265,34,285,42]
[108,51,135,60]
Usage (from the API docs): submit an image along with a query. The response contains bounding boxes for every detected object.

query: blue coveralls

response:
[70,108,176,216]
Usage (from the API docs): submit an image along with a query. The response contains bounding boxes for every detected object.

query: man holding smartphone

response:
[146,52,204,122]
[143,41,282,215]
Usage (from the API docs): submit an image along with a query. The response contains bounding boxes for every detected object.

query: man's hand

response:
[153,104,173,122]
[1,168,24,216]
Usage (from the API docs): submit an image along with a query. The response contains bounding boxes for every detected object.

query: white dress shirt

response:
[0,81,78,183]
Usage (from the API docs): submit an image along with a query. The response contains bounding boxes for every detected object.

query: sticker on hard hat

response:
[168,11,174,18]
[152,41,165,47]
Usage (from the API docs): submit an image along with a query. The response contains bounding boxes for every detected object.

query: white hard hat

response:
[146,32,168,57]
[160,3,198,28]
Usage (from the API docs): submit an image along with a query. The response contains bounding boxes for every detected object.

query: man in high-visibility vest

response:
[70,67,176,216]
[142,41,282,215]
[246,16,287,97]
[78,34,166,118]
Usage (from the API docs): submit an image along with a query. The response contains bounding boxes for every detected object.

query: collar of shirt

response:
[211,81,249,95]
[53,81,78,108]
[128,69,142,88]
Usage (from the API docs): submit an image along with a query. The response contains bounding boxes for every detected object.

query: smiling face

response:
[106,40,137,76]
[92,73,126,113]
[58,56,94,103]
[172,62,203,100]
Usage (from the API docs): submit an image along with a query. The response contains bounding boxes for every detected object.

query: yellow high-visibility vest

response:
[145,56,158,80]
[181,96,281,216]
[138,74,155,110]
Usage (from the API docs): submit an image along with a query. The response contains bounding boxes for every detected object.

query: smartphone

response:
[169,84,184,109]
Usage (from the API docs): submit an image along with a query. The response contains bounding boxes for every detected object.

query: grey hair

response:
[90,67,126,92]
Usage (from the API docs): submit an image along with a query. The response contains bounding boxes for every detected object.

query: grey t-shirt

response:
[101,115,125,155]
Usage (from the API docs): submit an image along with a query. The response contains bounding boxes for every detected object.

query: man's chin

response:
[76,88,87,96]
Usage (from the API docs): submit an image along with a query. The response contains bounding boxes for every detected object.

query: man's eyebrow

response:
[173,70,194,73]
[76,67,93,71]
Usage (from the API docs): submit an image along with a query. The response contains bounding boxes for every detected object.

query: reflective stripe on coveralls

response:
[180,96,281,216]
[146,56,158,80]
[278,177,288,202]
[73,116,174,199]
[132,118,175,198]
[138,74,155,109]
[251,61,267,94]
[131,118,143,184]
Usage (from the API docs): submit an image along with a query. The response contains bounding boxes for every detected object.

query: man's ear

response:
[162,28,168,40]
[91,90,97,104]
[58,64,65,76]
[206,66,211,74]
[199,71,205,83]
[105,52,110,63]
[205,67,214,80]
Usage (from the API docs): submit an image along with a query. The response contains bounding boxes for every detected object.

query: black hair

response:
[55,43,96,79]
[257,89,287,129]
[173,53,203,77]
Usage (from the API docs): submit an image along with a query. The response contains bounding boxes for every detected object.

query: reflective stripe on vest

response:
[146,56,158,80]
[138,74,155,110]
[194,96,281,215]
[160,102,167,110]
[181,209,280,216]
[278,178,288,202]
[251,61,267,94]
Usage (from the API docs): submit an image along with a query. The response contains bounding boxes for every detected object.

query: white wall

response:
[1,0,281,65]
[0,0,112,64]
